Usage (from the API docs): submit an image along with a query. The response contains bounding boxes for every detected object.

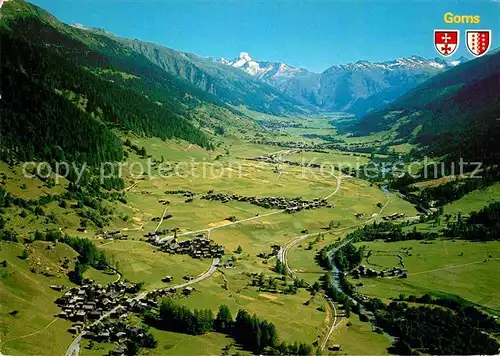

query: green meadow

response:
[350,239,500,314]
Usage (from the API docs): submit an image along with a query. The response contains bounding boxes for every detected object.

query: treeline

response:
[156,298,214,335]
[372,300,500,355]
[56,234,109,284]
[345,222,438,243]
[400,293,500,330]
[322,274,356,316]
[408,166,500,209]
[354,50,500,165]
[63,235,108,269]
[1,30,123,166]
[315,243,336,270]
[36,233,111,284]
[445,201,500,241]
[146,299,312,355]
[1,24,213,167]
[315,243,359,319]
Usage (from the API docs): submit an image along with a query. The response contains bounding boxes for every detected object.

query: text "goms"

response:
[444,12,480,24]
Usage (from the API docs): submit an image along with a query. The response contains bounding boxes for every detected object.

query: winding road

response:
[277,189,391,349]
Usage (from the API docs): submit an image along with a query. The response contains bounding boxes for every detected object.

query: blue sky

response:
[29,0,500,72]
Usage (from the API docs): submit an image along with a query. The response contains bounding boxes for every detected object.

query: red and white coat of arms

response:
[466,30,491,57]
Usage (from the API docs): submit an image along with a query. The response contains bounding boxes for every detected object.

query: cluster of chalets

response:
[351,265,408,279]
[201,193,332,212]
[53,280,142,330]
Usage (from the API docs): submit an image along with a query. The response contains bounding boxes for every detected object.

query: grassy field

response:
[327,316,391,355]
[0,133,421,355]
[175,270,327,346]
[0,162,67,200]
[444,182,500,215]
[144,330,248,356]
[97,239,211,290]
[349,239,500,314]
[286,150,370,167]
[2,119,495,356]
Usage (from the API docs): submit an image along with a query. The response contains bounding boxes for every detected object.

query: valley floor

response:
[1,116,498,356]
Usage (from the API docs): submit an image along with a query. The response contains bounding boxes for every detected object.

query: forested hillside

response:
[354,51,500,163]
[2,0,315,117]
[0,0,222,166]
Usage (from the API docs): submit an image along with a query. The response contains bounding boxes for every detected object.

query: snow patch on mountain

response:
[212,52,311,80]
[0,0,10,9]
[210,51,470,115]
[213,52,468,78]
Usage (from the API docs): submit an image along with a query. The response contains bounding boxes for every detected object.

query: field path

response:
[123,182,138,192]
[2,318,59,343]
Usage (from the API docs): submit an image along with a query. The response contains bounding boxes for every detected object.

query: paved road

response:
[278,173,343,274]
[278,231,322,275]
[277,190,391,349]
[64,258,219,356]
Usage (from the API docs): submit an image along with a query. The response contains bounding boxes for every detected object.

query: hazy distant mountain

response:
[214,52,468,117]
[317,56,467,116]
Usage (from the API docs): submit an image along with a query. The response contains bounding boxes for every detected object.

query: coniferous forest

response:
[0,16,215,167]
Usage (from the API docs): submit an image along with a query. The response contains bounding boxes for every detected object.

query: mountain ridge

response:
[212,52,469,116]
[77,29,317,116]
[354,50,500,163]
[213,52,468,75]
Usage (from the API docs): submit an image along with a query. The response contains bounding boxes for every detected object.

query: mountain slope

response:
[318,56,464,116]
[354,50,500,163]
[98,37,315,116]
[0,0,217,166]
[215,53,466,117]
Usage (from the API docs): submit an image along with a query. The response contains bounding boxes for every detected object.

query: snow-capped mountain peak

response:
[210,52,469,115]
[212,52,310,80]
[322,55,468,74]
[238,52,252,62]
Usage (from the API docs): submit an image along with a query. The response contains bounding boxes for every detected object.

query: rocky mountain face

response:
[214,52,468,116]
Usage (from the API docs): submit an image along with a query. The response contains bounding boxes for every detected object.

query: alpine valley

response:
[0,1,499,356]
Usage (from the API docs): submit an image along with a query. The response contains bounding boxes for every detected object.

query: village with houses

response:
[351,265,408,279]
[201,192,333,212]
[52,276,200,356]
